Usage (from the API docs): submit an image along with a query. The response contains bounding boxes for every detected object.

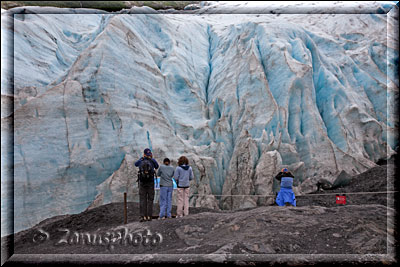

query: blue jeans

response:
[159,186,173,218]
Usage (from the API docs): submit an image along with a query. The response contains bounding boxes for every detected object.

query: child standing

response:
[157,158,175,219]
[175,156,194,217]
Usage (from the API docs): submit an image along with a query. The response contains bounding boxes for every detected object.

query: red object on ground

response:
[336,195,346,204]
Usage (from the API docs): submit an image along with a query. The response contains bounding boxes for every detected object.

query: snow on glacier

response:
[1,2,398,236]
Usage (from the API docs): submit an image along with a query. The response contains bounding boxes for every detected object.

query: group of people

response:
[134,148,194,222]
[134,148,296,222]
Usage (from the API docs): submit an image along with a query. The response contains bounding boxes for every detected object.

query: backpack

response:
[138,158,155,183]
[280,177,293,189]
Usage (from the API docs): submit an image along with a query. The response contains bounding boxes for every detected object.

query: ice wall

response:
[1,3,398,235]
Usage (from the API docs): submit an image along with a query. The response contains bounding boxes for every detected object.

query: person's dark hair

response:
[178,156,189,166]
[163,158,170,164]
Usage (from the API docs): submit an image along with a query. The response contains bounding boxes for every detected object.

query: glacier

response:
[1,2,398,236]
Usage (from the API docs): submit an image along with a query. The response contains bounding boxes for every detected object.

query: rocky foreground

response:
[11,203,390,255]
[2,161,398,265]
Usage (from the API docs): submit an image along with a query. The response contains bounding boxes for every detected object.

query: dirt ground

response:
[2,159,398,265]
[296,162,393,207]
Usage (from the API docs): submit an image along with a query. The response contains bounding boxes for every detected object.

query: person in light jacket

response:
[157,158,175,219]
[174,156,194,217]
[275,168,296,206]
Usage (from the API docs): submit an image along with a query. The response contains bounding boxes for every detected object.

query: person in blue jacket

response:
[275,168,296,207]
[135,148,159,222]
[174,156,194,217]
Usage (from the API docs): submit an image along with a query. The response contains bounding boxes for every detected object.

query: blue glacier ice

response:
[1,2,398,236]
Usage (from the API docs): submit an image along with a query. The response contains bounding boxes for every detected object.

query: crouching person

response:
[157,158,174,219]
[175,156,194,217]
[275,168,296,207]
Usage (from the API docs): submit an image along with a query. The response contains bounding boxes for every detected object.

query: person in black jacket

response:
[135,148,159,222]
[275,168,296,206]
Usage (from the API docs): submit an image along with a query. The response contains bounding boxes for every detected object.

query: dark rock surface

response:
[6,204,391,255]
[297,162,394,207]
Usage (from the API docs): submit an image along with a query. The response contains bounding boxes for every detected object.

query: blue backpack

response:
[280,177,293,189]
